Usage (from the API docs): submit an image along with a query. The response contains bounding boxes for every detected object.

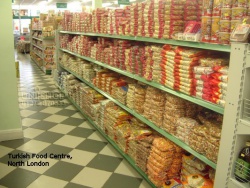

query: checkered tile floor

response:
[0,53,152,188]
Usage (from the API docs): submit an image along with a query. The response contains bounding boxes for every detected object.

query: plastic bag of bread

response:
[152,138,175,152]
[182,175,214,188]
[182,154,207,171]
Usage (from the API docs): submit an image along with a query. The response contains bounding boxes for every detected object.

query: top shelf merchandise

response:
[60,1,249,47]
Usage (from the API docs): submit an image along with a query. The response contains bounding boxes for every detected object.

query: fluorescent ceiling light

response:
[82,0,92,2]
[102,2,112,7]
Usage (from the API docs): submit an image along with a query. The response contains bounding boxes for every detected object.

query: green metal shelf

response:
[32,37,43,41]
[32,43,44,51]
[32,29,42,31]
[56,85,156,188]
[33,36,54,41]
[59,63,217,169]
[60,48,224,115]
[31,57,43,71]
[33,50,43,59]
[60,31,231,52]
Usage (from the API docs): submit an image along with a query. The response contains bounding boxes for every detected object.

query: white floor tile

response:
[71,112,84,119]
[27,175,68,188]
[22,118,40,127]
[87,131,106,142]
[20,158,58,174]
[54,135,85,148]
[48,124,75,134]
[61,149,97,166]
[139,180,154,188]
[78,121,94,129]
[114,160,141,178]
[65,105,77,110]
[17,140,50,153]
[0,163,16,179]
[0,146,14,158]
[43,115,68,123]
[99,144,122,158]
[40,107,62,114]
[23,128,44,139]
[71,167,112,188]
[20,110,37,118]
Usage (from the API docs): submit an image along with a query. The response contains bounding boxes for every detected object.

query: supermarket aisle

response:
[0,52,152,188]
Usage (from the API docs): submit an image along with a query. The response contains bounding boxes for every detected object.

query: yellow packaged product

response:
[219,32,230,44]
[222,0,232,7]
[220,20,231,32]
[230,19,241,31]
[221,8,232,20]
[211,16,220,43]
[231,7,247,19]
[201,16,212,42]
[232,0,248,7]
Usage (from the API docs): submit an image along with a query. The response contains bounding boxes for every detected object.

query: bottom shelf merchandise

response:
[54,70,216,188]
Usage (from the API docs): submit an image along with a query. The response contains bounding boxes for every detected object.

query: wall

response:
[0,1,23,141]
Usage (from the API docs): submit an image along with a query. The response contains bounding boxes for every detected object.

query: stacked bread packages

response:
[136,135,155,173]
[153,0,165,38]
[176,118,200,144]
[96,100,115,130]
[144,0,154,37]
[138,2,146,37]
[163,0,184,39]
[130,3,139,36]
[143,87,166,127]
[143,46,154,81]
[161,45,203,96]
[152,45,163,83]
[193,56,229,106]
[162,94,186,135]
[147,138,183,187]
[190,109,223,163]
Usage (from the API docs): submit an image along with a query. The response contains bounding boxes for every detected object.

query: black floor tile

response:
[86,154,122,172]
[0,168,40,188]
[28,112,52,120]
[67,127,95,138]
[0,138,31,149]
[39,144,73,157]
[44,161,84,181]
[65,182,91,188]
[30,121,57,130]
[102,173,142,188]
[61,117,85,126]
[0,150,32,164]
[76,139,107,153]
[34,132,64,143]
[56,109,77,116]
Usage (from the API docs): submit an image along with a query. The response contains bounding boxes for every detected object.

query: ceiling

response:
[12,0,141,7]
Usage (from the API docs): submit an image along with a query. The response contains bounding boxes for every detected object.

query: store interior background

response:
[1,0,138,142]
[12,0,136,45]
